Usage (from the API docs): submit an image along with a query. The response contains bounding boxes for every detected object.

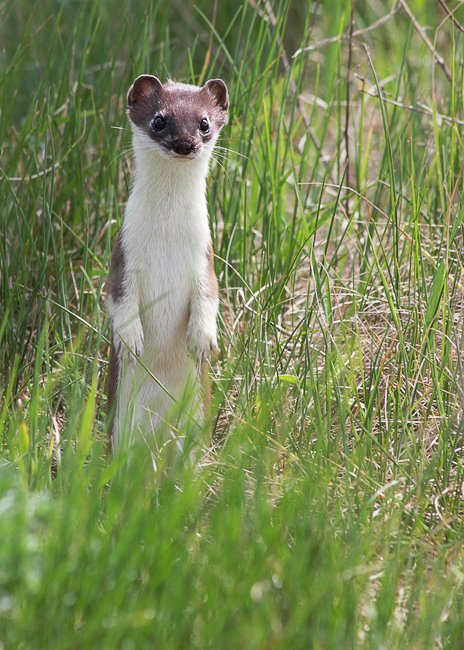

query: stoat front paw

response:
[187,324,219,367]
[114,318,144,365]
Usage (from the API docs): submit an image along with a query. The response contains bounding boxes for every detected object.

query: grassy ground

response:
[1,0,464,647]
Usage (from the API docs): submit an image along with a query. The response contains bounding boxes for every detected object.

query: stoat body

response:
[107,75,228,449]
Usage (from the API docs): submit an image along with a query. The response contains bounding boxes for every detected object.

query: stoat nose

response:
[172,140,194,156]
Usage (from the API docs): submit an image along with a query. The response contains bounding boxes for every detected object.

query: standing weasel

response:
[107,74,228,449]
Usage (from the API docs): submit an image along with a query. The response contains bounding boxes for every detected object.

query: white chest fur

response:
[123,145,211,352]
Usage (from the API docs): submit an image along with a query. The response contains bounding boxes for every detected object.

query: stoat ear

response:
[127,75,163,107]
[203,79,229,112]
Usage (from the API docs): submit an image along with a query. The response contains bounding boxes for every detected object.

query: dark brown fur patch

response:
[106,231,125,449]
[106,340,119,449]
[206,242,219,300]
[107,231,125,302]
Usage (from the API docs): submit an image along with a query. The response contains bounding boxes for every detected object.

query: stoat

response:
[107,74,228,450]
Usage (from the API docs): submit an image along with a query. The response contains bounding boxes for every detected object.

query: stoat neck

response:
[132,133,210,201]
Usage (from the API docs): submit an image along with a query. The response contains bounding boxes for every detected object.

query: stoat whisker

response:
[214,145,249,160]
[210,154,232,183]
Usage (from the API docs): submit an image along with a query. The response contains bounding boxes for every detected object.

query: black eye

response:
[199,118,210,133]
[151,115,166,131]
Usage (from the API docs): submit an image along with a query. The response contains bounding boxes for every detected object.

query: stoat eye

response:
[151,115,166,131]
[199,118,210,133]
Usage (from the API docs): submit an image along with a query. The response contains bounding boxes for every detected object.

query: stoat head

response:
[127,75,228,162]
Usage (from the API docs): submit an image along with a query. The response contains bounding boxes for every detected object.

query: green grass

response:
[1,0,464,647]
